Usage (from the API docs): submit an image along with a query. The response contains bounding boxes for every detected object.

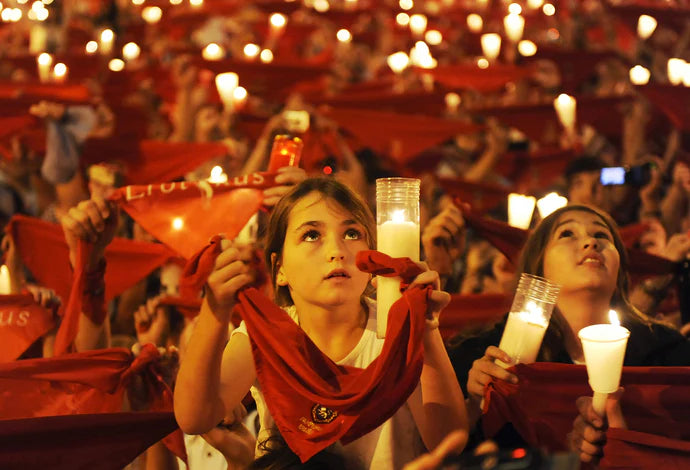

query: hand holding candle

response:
[578,310,630,417]
[496,273,560,367]
[376,178,420,338]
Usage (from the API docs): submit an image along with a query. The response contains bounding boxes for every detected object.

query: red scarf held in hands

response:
[182,243,429,462]
[0,294,57,362]
[482,363,690,468]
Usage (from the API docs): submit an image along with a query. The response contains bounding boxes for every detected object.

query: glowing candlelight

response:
[202,43,225,61]
[543,3,555,16]
[637,14,657,39]
[189,0,203,7]
[0,265,11,295]
[683,63,690,87]
[445,92,461,115]
[52,62,67,83]
[37,52,52,83]
[142,6,162,24]
[208,165,228,184]
[467,13,483,33]
[172,217,184,231]
[376,178,420,338]
[99,28,114,56]
[122,42,140,63]
[496,274,560,367]
[668,58,685,85]
[579,310,630,416]
[399,0,412,10]
[518,39,537,56]
[85,41,98,55]
[336,29,352,43]
[260,49,273,63]
[527,0,544,8]
[387,51,409,74]
[215,72,239,112]
[29,24,47,53]
[409,14,427,37]
[269,12,287,31]
[108,58,125,72]
[504,13,525,42]
[508,193,536,229]
[629,65,650,85]
[233,86,248,110]
[553,93,577,132]
[425,30,442,45]
[481,33,501,61]
[536,192,568,219]
[396,13,410,27]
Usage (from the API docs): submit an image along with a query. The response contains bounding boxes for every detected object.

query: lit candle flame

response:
[608,309,620,326]
[392,209,406,223]
[172,217,184,230]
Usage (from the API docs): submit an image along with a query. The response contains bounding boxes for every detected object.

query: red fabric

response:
[601,428,690,468]
[438,177,513,215]
[158,295,202,319]
[109,172,276,259]
[0,294,56,362]
[439,293,513,341]
[321,107,481,164]
[496,147,577,194]
[422,64,535,93]
[619,222,651,248]
[0,80,91,102]
[230,250,429,461]
[0,345,186,465]
[482,363,690,466]
[6,214,176,310]
[638,85,690,133]
[460,207,529,266]
[178,236,222,300]
[0,412,179,470]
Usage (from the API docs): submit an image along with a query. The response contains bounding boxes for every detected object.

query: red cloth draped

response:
[109,172,275,259]
[422,64,535,93]
[0,81,91,102]
[0,345,186,466]
[482,363,690,467]
[460,208,529,266]
[6,214,176,310]
[312,88,449,116]
[232,250,428,461]
[321,107,481,164]
[0,294,56,362]
[439,293,513,341]
[619,222,651,248]
[601,428,690,468]
[497,147,576,194]
[438,177,513,215]
[638,85,690,133]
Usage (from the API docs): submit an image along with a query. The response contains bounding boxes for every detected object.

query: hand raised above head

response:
[60,196,119,269]
[205,237,256,319]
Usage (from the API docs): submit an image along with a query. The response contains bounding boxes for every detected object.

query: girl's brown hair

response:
[263,177,376,307]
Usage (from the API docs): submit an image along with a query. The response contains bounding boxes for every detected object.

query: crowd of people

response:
[2,0,690,468]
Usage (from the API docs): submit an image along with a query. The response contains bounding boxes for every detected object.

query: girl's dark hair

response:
[263,177,376,307]
[516,204,652,359]
[248,432,347,470]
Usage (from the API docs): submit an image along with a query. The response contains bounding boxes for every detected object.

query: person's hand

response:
[662,231,690,262]
[568,388,627,465]
[262,166,307,208]
[202,405,255,468]
[205,238,256,320]
[25,284,61,310]
[29,100,66,121]
[421,204,465,276]
[673,162,690,195]
[407,262,450,331]
[135,296,170,347]
[467,346,518,403]
[638,157,664,205]
[60,197,119,269]
[401,430,469,470]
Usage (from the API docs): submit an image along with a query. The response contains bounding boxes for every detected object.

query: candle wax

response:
[496,310,548,367]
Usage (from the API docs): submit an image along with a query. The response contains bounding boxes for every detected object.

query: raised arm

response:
[173,239,258,435]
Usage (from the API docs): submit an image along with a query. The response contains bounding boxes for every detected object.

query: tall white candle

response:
[496,303,549,367]
[553,93,577,131]
[504,13,525,42]
[637,14,657,39]
[0,265,11,295]
[629,65,650,85]
[668,58,685,85]
[215,72,239,113]
[99,29,114,56]
[377,219,420,338]
[481,33,501,61]
[508,193,536,229]
[37,53,52,83]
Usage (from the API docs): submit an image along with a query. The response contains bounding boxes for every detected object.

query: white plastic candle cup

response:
[376,178,420,339]
[578,324,630,416]
[496,274,560,368]
[508,193,536,229]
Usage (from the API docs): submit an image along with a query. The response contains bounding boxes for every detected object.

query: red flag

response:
[0,294,56,362]
[109,172,276,259]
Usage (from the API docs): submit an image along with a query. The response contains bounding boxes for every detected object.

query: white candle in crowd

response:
[122,42,141,63]
[537,192,568,219]
[99,29,114,56]
[518,40,537,57]
[508,193,536,229]
[496,301,549,367]
[467,14,483,33]
[553,93,577,131]
[637,14,657,39]
[578,310,630,416]
[481,33,501,61]
[0,265,11,295]
[629,65,650,85]
[37,52,52,83]
[377,211,420,339]
[504,13,525,42]
[668,58,685,86]
[52,63,68,83]
[215,72,239,112]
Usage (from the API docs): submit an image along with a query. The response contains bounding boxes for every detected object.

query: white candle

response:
[578,311,630,416]
[244,43,260,60]
[504,13,525,43]
[387,51,409,74]
[160,263,182,295]
[445,92,461,115]
[467,14,483,33]
[52,63,68,83]
[637,14,657,39]
[141,6,163,24]
[37,52,52,83]
[232,86,248,110]
[215,72,239,112]
[668,58,685,85]
[497,306,549,367]
[508,193,536,229]
[202,43,225,61]
[0,265,11,295]
[481,33,501,61]
[629,65,650,85]
[409,14,427,38]
[537,192,568,219]
[377,217,420,339]
[553,93,577,132]
[29,24,47,54]
[122,42,141,63]
[99,29,114,56]
[518,40,537,57]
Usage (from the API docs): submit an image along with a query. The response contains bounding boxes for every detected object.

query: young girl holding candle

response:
[448,204,690,454]
[174,177,469,469]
